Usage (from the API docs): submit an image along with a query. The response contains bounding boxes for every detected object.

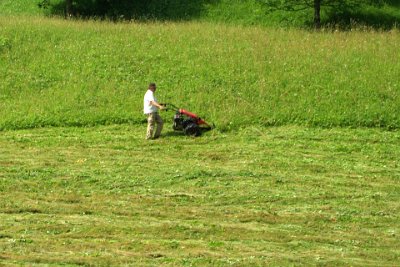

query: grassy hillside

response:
[1,2,399,266]
[1,125,399,265]
[0,17,399,131]
[0,0,49,16]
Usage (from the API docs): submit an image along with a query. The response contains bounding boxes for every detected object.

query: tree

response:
[259,0,383,28]
[39,0,205,21]
[39,0,73,18]
[66,0,72,18]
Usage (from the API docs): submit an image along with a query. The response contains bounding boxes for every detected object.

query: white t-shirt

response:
[143,90,158,114]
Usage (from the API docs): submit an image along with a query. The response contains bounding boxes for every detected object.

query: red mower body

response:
[163,103,213,136]
[179,109,211,128]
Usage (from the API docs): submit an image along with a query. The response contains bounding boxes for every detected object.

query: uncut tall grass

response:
[0,17,399,130]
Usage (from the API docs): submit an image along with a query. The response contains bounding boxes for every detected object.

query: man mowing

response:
[143,83,165,140]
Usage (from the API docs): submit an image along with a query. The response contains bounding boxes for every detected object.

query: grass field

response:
[1,125,399,265]
[1,17,399,131]
[0,1,399,266]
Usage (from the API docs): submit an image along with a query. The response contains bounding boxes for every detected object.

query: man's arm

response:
[150,101,165,110]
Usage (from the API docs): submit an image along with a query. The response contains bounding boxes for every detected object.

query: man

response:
[143,83,165,140]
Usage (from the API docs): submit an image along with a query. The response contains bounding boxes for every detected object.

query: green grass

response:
[0,17,399,131]
[1,125,399,265]
[0,3,399,265]
[0,0,48,16]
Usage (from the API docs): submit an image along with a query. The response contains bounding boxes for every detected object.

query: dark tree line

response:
[39,0,394,28]
[39,0,208,20]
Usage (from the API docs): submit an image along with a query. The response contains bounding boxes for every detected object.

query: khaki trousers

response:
[146,112,163,139]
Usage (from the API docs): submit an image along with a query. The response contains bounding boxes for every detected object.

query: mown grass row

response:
[0,17,399,131]
[1,125,399,265]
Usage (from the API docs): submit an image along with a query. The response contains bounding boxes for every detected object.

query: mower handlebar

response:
[160,103,180,112]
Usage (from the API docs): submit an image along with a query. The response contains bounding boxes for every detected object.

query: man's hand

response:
[150,101,166,110]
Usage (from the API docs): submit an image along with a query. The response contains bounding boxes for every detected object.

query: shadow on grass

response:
[162,131,185,138]
[45,0,218,21]
[322,7,400,30]
[385,0,400,8]
[41,0,399,29]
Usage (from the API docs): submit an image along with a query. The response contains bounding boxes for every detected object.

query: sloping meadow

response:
[0,17,399,131]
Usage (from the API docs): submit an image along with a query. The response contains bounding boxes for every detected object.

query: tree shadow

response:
[321,3,400,30]
[41,1,399,29]
[46,0,218,21]
[385,0,400,8]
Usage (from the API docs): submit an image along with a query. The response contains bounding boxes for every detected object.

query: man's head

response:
[148,83,156,92]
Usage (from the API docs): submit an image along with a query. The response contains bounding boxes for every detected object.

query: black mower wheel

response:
[183,122,201,137]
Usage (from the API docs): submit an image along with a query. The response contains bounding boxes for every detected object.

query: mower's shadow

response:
[162,127,213,138]
[162,131,185,138]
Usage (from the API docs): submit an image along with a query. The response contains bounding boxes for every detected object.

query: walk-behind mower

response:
[162,103,213,136]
